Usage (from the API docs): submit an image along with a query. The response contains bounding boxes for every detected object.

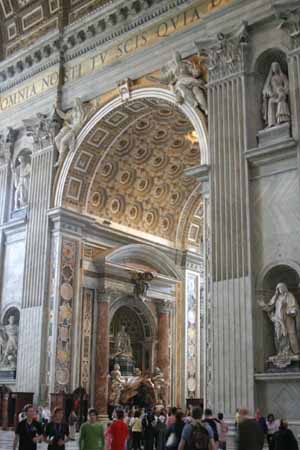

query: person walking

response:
[44,407,69,450]
[202,409,219,447]
[178,407,215,450]
[110,409,129,450]
[166,411,185,450]
[167,408,177,428]
[13,404,43,450]
[217,413,229,450]
[131,411,143,450]
[237,408,264,450]
[68,410,78,440]
[270,420,299,450]
[142,408,157,450]
[79,408,105,450]
[156,411,167,450]
[266,414,280,450]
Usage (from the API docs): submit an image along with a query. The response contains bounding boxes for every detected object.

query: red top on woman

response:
[110,420,128,450]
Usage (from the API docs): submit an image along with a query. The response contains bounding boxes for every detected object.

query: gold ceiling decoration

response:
[63,97,203,249]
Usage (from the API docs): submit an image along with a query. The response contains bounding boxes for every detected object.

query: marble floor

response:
[0,431,79,449]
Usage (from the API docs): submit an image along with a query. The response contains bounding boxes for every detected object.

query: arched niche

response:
[252,48,289,138]
[109,295,156,373]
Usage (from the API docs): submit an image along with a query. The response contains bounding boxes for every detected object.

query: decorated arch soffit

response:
[57,87,207,251]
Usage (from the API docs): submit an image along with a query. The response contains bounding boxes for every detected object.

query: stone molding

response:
[0,0,192,91]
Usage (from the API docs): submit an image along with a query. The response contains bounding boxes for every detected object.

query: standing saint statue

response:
[54,98,89,166]
[262,62,290,128]
[259,283,300,367]
[0,314,19,369]
[11,155,31,210]
[114,325,133,359]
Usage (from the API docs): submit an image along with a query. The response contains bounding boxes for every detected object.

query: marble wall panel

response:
[1,236,25,309]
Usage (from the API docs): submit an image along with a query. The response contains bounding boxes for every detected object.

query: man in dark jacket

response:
[270,420,299,450]
[237,409,265,450]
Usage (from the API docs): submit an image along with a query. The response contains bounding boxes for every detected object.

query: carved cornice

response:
[273,2,300,51]
[0,0,192,92]
[195,22,249,83]
[0,35,61,93]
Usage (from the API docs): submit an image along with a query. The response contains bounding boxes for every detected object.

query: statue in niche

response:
[154,52,208,114]
[152,367,166,404]
[0,314,19,370]
[54,98,89,166]
[114,325,133,359]
[259,283,300,368]
[262,62,290,128]
[11,154,31,210]
[110,363,124,404]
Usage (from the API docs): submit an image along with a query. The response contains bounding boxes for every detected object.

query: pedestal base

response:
[257,122,290,147]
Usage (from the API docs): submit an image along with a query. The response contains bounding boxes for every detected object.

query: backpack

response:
[189,422,210,450]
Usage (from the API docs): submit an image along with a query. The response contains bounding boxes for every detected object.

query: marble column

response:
[16,120,55,400]
[1,393,9,429]
[157,302,170,403]
[94,292,109,417]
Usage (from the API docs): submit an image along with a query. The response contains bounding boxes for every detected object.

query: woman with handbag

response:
[166,412,185,450]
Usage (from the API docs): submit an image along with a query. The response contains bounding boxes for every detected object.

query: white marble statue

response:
[54,98,88,166]
[262,62,290,128]
[114,325,133,358]
[11,155,31,210]
[152,367,166,404]
[259,283,300,367]
[110,363,124,404]
[157,51,208,114]
[0,315,19,370]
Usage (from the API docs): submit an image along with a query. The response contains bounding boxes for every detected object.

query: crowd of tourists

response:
[12,403,299,450]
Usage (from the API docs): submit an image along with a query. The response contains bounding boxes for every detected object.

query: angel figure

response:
[54,98,89,166]
[154,51,207,114]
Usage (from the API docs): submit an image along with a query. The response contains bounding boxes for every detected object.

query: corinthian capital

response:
[273,2,300,50]
[196,21,249,83]
[23,110,61,151]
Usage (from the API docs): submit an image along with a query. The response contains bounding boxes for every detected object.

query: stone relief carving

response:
[54,98,92,166]
[262,62,290,128]
[0,312,19,371]
[11,154,31,210]
[258,283,300,368]
[196,22,249,82]
[155,51,208,114]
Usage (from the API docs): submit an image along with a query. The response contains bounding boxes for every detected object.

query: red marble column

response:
[1,394,9,429]
[157,303,170,403]
[94,294,109,418]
